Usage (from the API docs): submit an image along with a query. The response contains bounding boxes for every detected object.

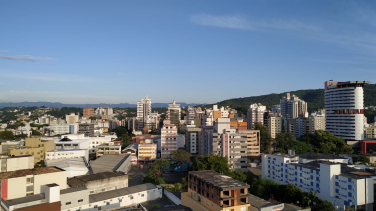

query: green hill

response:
[204,83,376,114]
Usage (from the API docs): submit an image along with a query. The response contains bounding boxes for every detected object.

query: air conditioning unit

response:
[353,189,356,192]
[353,196,356,199]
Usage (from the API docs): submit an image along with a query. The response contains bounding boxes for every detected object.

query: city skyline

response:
[1,1,376,104]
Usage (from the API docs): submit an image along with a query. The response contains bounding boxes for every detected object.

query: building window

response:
[66,202,71,205]
[106,202,110,205]
[78,199,83,202]
[141,194,144,197]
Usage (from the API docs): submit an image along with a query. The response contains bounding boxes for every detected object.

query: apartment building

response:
[209,118,249,171]
[267,116,282,139]
[137,95,152,131]
[161,124,178,158]
[247,103,266,129]
[6,146,45,164]
[182,170,250,211]
[65,113,79,124]
[0,155,34,173]
[95,106,113,116]
[187,106,195,125]
[78,123,94,137]
[280,93,308,119]
[50,124,70,135]
[201,126,215,156]
[262,152,374,211]
[186,128,201,155]
[365,125,376,139]
[138,139,157,161]
[325,81,369,141]
[167,100,181,128]
[242,130,260,157]
[0,167,67,200]
[83,108,94,118]
[96,143,121,157]
[25,138,55,152]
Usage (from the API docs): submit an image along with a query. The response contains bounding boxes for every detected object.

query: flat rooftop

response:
[189,170,249,190]
[271,153,298,158]
[5,194,45,206]
[60,186,88,194]
[298,152,346,160]
[89,183,157,203]
[90,154,130,173]
[0,167,63,179]
[67,172,126,187]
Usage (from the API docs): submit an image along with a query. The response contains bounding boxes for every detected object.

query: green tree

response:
[254,122,272,153]
[32,129,42,136]
[0,131,14,140]
[300,130,353,154]
[151,204,161,209]
[230,169,247,182]
[190,154,232,175]
[352,155,370,165]
[170,149,191,175]
[275,132,296,153]
[143,159,166,185]
[290,141,312,154]
[148,129,160,135]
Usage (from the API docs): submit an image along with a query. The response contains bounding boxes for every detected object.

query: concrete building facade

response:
[247,103,266,130]
[161,124,178,158]
[182,170,250,211]
[325,81,369,141]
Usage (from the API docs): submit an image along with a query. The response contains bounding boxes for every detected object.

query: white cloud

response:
[0,55,55,61]
[190,14,320,31]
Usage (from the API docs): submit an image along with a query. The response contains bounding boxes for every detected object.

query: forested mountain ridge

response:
[204,83,376,113]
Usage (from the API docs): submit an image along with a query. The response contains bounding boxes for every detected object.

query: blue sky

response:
[1,0,376,104]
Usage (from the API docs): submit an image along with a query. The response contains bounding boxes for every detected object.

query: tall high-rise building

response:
[83,108,94,118]
[267,116,282,139]
[136,95,152,131]
[280,93,307,119]
[95,106,113,116]
[324,80,370,141]
[187,106,195,125]
[166,100,181,128]
[247,103,266,129]
[66,113,79,124]
[161,123,178,158]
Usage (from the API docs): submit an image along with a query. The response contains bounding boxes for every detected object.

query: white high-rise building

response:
[137,95,152,131]
[95,107,113,116]
[66,113,79,124]
[280,93,307,119]
[247,103,266,129]
[325,81,369,141]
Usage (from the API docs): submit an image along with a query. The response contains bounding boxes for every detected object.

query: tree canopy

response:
[352,155,370,165]
[300,130,353,154]
[254,122,272,153]
[0,131,14,140]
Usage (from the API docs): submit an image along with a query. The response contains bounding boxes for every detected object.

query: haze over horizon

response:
[1,1,376,104]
